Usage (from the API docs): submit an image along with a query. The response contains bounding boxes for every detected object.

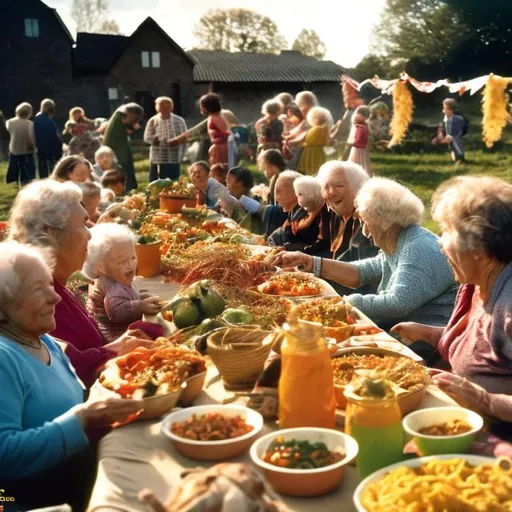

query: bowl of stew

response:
[250,427,359,497]
[161,404,263,461]
[402,406,483,456]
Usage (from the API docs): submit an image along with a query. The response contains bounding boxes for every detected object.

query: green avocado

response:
[183,280,225,318]
[172,299,202,329]
[222,308,254,325]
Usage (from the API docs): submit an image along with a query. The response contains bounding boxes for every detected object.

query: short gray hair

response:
[355,178,424,230]
[94,145,117,164]
[0,242,54,320]
[275,92,294,108]
[432,176,512,263]
[261,99,282,116]
[155,96,173,109]
[16,102,33,119]
[8,179,82,247]
[307,106,333,128]
[295,91,318,108]
[82,224,136,280]
[40,99,55,114]
[79,181,101,199]
[120,103,144,117]
[276,170,302,187]
[317,160,369,196]
[293,176,324,211]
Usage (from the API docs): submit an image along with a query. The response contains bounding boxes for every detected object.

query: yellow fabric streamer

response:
[481,73,512,148]
[388,80,414,147]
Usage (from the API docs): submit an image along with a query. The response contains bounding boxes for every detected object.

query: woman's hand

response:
[105,332,154,355]
[270,251,314,272]
[390,322,442,346]
[73,397,144,429]
[432,372,491,414]
[140,296,163,316]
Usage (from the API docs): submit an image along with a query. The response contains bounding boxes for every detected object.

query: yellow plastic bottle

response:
[278,310,336,429]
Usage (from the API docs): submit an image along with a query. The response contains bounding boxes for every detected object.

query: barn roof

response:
[189,50,345,83]
[74,33,128,73]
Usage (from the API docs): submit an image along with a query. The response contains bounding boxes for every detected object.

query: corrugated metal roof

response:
[189,50,345,83]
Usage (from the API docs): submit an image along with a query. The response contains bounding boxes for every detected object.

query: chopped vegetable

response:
[171,413,253,441]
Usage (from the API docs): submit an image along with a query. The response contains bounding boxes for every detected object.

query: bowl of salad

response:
[250,427,358,497]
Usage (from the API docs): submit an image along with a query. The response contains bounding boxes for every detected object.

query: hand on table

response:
[270,251,313,272]
[105,331,154,355]
[390,322,433,345]
[73,397,144,429]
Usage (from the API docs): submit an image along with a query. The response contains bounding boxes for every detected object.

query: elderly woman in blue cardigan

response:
[0,242,143,510]
[273,177,457,330]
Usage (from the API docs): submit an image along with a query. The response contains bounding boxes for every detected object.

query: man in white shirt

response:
[144,97,187,182]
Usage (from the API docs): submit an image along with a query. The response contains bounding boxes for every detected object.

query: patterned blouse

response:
[144,113,187,164]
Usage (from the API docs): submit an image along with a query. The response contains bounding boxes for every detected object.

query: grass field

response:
[1,131,511,233]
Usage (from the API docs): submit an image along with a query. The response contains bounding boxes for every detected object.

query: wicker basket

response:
[207,327,273,389]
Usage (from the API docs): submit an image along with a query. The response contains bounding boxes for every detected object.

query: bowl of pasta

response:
[402,406,483,455]
[161,404,263,460]
[353,455,511,512]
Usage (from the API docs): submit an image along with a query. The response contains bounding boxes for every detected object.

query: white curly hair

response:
[355,178,424,230]
[293,176,324,211]
[82,223,136,280]
[307,106,333,128]
[317,160,369,196]
[0,242,55,321]
[8,179,83,248]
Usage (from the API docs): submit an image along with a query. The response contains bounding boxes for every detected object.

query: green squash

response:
[222,308,254,325]
[172,298,202,329]
[184,280,225,318]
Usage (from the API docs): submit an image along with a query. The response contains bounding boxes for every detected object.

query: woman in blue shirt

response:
[272,178,457,330]
[0,242,143,510]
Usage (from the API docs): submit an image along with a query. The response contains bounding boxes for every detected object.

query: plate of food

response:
[293,297,358,341]
[161,404,263,460]
[353,455,509,512]
[99,346,207,418]
[257,272,336,298]
[250,427,359,497]
[331,347,430,414]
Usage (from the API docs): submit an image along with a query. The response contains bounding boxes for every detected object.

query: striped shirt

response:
[144,113,187,164]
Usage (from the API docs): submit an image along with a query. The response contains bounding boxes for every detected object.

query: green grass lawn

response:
[1,136,511,233]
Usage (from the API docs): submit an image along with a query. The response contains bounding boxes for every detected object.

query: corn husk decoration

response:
[481,74,512,148]
[388,80,414,147]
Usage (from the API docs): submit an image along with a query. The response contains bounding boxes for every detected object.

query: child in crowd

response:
[256,100,284,153]
[79,181,102,225]
[99,170,125,210]
[210,163,228,186]
[83,224,163,343]
[432,98,467,164]
[348,105,371,175]
[226,166,254,200]
[50,155,93,183]
[297,107,333,176]
[93,146,118,179]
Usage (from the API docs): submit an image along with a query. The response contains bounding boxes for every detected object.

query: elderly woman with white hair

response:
[268,171,325,251]
[144,96,187,182]
[273,177,457,329]
[84,224,162,342]
[391,177,512,426]
[6,102,36,185]
[8,179,154,386]
[0,242,143,509]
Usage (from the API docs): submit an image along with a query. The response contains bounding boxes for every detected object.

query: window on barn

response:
[108,88,119,101]
[141,51,150,68]
[24,19,39,38]
[151,52,161,68]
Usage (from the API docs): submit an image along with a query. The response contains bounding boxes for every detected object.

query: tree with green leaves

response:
[193,9,287,53]
[292,29,327,59]
[72,0,120,34]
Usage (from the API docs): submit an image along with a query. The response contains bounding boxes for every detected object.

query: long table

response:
[87,276,458,512]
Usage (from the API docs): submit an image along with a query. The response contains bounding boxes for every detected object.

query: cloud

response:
[45,0,387,67]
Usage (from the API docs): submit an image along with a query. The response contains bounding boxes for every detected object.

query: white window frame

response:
[151,51,161,68]
[108,87,119,100]
[141,51,150,68]
[24,18,39,38]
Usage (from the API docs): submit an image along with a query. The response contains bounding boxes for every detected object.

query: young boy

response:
[210,163,228,186]
[78,181,102,224]
[433,98,467,164]
[99,170,125,209]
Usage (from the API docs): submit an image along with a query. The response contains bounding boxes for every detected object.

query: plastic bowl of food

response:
[332,347,430,414]
[250,427,359,497]
[402,406,483,456]
[161,404,263,461]
[353,454,498,512]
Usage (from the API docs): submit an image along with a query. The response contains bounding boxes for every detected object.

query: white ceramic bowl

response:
[250,427,359,497]
[161,404,263,461]
[402,406,483,455]
[353,454,496,511]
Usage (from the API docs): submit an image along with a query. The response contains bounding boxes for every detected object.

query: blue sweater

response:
[0,334,88,480]
[347,224,457,327]
[33,112,62,160]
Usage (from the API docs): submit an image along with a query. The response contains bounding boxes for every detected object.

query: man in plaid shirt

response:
[144,96,187,181]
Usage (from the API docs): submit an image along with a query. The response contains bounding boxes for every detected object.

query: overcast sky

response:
[45,0,386,67]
